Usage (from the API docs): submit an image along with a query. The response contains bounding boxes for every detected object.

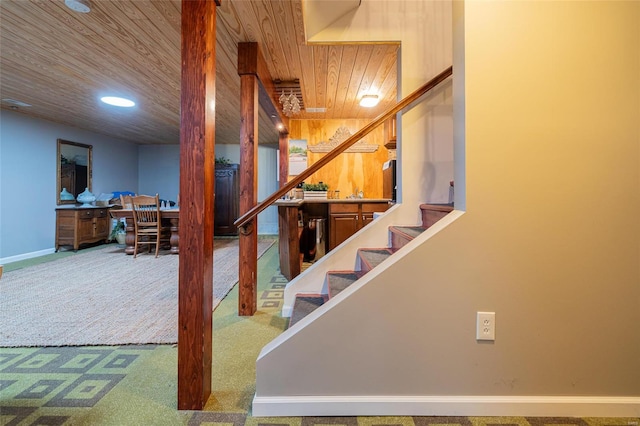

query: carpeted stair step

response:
[288,294,327,329]
[327,271,364,298]
[357,248,394,273]
[420,203,454,228]
[389,225,426,249]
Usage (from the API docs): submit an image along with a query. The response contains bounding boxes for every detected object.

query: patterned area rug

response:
[0,238,274,347]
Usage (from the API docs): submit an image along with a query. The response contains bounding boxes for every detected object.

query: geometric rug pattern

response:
[2,333,637,425]
[0,274,295,425]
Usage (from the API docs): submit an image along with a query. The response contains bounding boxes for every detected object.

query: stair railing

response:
[234,65,453,230]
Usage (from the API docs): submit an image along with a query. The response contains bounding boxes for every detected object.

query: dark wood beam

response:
[178,0,216,409]
[279,132,289,188]
[238,42,289,133]
[238,74,259,316]
[237,41,290,316]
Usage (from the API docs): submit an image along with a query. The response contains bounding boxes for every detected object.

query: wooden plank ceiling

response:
[0,0,398,146]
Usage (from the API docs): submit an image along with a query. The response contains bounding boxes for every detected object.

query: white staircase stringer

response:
[256,210,465,416]
[282,203,408,317]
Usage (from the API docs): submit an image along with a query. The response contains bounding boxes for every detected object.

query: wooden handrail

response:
[234,65,453,229]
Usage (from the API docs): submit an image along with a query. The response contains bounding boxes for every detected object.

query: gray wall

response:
[137,143,279,234]
[138,144,180,203]
[0,110,138,262]
[0,110,279,263]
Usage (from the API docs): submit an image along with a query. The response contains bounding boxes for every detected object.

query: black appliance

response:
[382,159,396,202]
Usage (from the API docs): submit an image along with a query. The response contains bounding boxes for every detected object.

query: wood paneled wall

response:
[288,119,390,199]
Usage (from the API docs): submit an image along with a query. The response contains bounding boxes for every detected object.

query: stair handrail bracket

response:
[234,66,453,230]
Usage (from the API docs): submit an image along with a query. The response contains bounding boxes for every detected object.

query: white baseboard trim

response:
[252,395,640,417]
[0,248,55,265]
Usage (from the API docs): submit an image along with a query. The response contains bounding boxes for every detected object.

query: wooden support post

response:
[238,74,259,316]
[237,41,287,316]
[279,132,289,188]
[178,0,216,410]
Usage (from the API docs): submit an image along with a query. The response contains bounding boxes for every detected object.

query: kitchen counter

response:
[275,198,391,206]
[276,198,391,280]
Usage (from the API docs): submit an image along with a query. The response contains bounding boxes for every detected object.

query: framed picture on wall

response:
[288,139,307,176]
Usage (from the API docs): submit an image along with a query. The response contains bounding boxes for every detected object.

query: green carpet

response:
[1,242,636,425]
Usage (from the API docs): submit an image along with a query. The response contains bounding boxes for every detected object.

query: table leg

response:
[169,218,179,254]
[124,225,135,255]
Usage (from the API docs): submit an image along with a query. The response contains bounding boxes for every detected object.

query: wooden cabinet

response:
[329,203,359,250]
[329,202,390,249]
[56,206,110,251]
[214,163,239,236]
[384,116,397,149]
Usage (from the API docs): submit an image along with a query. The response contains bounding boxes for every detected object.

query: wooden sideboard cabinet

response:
[56,206,111,251]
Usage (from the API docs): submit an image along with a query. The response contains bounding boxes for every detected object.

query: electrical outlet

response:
[476,312,495,341]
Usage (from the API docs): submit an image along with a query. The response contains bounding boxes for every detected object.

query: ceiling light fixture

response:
[359,94,380,108]
[101,96,135,107]
[64,0,91,13]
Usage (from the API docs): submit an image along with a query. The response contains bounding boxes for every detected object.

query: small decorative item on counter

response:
[76,187,96,207]
[302,182,329,199]
[293,182,304,199]
[60,187,75,201]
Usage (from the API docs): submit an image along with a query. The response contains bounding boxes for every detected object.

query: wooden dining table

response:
[109,208,180,255]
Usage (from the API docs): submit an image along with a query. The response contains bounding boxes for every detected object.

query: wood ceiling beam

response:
[238,42,289,134]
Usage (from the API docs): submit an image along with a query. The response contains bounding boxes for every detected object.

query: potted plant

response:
[110,220,127,245]
[215,156,231,165]
[302,182,329,199]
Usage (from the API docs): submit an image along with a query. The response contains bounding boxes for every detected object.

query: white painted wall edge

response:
[0,248,55,265]
[252,395,640,417]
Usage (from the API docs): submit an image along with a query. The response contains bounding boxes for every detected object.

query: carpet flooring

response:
[0,244,636,425]
[0,238,274,347]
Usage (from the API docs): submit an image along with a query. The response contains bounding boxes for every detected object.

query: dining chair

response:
[131,194,165,258]
[120,194,133,209]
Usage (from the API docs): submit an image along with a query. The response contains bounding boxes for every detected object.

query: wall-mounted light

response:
[359,94,380,108]
[101,96,135,107]
[64,0,91,13]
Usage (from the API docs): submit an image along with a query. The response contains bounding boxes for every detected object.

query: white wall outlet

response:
[476,311,495,341]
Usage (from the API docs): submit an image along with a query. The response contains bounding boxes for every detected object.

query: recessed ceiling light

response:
[101,96,135,107]
[2,98,32,107]
[359,94,380,108]
[64,0,91,13]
